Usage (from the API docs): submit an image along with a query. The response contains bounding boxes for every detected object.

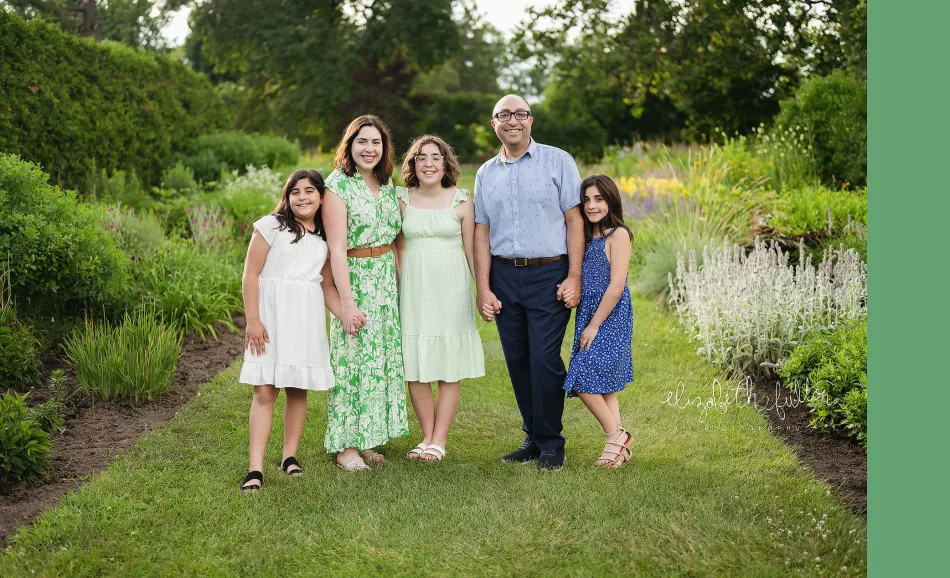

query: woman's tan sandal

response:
[360,449,385,464]
[407,443,428,460]
[336,456,370,472]
[421,444,446,461]
[597,427,634,469]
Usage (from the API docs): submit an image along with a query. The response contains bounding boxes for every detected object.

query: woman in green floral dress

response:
[322,115,408,471]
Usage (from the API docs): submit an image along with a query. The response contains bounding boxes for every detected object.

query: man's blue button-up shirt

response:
[474,139,582,258]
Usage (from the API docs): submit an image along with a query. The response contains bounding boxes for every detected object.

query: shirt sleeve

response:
[253,215,280,247]
[558,152,583,213]
[324,170,347,204]
[474,167,489,225]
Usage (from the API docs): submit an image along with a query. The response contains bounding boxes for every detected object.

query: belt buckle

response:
[513,257,528,267]
[371,246,380,257]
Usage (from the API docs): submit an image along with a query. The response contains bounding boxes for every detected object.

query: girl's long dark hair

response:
[333,114,395,185]
[273,169,325,243]
[580,174,633,245]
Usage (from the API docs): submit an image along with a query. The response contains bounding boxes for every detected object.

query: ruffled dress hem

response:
[239,361,335,391]
[402,332,486,383]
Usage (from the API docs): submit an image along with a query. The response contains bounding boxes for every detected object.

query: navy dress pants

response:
[490,259,571,455]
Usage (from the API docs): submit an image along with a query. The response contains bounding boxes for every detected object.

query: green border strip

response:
[869,1,949,575]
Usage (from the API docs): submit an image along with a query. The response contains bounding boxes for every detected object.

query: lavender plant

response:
[668,237,867,378]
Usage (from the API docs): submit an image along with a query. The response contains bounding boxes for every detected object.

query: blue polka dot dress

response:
[564,229,634,397]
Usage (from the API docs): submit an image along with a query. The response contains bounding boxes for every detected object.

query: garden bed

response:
[0,316,246,543]
[751,379,867,517]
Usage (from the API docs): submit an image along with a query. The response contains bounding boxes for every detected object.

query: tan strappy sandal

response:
[360,449,385,464]
[597,427,634,469]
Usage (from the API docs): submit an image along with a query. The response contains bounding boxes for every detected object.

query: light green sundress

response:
[396,187,485,383]
[324,169,408,453]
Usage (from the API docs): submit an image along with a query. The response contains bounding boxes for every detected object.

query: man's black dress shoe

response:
[501,442,540,463]
[537,451,564,471]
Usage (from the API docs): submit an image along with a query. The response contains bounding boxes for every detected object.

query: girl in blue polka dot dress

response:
[563,174,635,469]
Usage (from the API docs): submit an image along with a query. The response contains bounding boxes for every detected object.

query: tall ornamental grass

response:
[668,237,867,378]
[631,147,771,297]
[65,310,183,402]
[140,241,242,339]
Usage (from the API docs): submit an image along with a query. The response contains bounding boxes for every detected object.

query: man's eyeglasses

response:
[414,154,444,165]
[493,110,531,122]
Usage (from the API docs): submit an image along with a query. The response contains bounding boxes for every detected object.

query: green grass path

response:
[1,295,866,576]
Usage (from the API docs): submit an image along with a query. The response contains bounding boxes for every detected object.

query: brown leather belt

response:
[347,245,392,258]
[492,254,566,267]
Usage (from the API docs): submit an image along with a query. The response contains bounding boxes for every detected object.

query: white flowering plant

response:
[668,237,867,378]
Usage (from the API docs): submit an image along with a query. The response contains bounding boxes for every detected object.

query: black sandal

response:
[281,456,303,477]
[241,470,263,493]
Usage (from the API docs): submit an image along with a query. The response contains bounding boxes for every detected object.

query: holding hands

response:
[557,275,581,308]
[342,301,368,335]
[477,290,502,323]
[245,319,270,355]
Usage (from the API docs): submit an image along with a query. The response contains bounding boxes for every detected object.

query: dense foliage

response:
[0,391,52,483]
[0,154,130,315]
[776,72,867,188]
[0,300,41,390]
[0,10,228,191]
[779,320,867,446]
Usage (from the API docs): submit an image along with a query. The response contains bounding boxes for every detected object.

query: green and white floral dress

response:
[324,169,408,453]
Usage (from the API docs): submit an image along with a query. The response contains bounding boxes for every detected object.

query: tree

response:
[188,0,460,149]
[2,0,172,50]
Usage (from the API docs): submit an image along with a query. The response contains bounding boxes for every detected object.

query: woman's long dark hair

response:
[333,114,395,185]
[580,174,633,245]
[273,169,325,243]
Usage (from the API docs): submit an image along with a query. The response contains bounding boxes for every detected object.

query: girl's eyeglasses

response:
[414,155,444,165]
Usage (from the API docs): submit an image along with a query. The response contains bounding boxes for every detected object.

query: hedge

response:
[0,11,228,192]
[0,153,130,316]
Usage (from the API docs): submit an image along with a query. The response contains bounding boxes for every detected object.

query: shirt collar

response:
[498,138,537,164]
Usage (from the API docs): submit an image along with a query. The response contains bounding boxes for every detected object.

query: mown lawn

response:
[1,294,866,576]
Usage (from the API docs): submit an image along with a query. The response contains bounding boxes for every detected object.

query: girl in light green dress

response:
[323,115,408,471]
[394,135,485,462]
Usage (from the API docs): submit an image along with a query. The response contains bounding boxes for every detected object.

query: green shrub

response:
[0,391,52,483]
[140,241,241,339]
[27,370,68,435]
[0,299,41,390]
[768,186,867,236]
[0,154,131,315]
[91,169,151,209]
[65,309,183,402]
[0,11,228,191]
[779,319,868,447]
[183,132,299,183]
[162,162,199,193]
[776,72,867,188]
[27,400,64,435]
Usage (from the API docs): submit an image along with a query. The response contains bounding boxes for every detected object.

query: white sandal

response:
[420,444,446,461]
[407,443,428,460]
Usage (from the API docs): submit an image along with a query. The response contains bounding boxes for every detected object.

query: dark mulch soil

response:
[0,316,246,544]
[751,380,867,518]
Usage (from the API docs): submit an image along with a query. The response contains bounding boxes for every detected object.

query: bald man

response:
[473,94,584,470]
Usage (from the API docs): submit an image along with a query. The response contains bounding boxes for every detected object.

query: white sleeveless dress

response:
[239,215,334,390]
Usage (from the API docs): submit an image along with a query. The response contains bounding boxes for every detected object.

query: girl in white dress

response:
[239,169,342,493]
